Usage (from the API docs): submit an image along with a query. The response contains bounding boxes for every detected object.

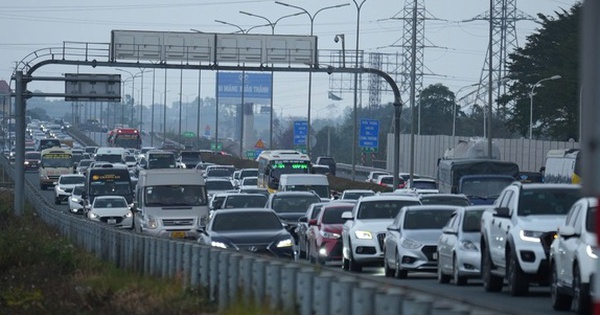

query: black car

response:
[315,156,336,176]
[198,208,295,259]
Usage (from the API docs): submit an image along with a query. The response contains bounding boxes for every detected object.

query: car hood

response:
[519,215,566,231]
[402,229,445,244]
[212,229,290,245]
[351,219,395,233]
[91,207,130,216]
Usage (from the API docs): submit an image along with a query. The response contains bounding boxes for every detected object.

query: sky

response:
[0,0,579,120]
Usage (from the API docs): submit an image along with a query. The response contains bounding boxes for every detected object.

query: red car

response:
[307,202,355,264]
[24,151,41,171]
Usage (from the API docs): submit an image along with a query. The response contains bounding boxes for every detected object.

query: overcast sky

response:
[0,0,578,119]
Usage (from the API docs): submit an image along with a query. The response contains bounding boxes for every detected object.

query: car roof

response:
[212,208,276,215]
[94,195,127,200]
[357,195,421,202]
[272,191,320,196]
[421,193,468,199]
[205,178,233,182]
[401,205,463,211]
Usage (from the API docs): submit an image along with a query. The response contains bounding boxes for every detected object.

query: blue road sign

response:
[217,71,272,104]
[294,121,308,145]
[359,119,379,149]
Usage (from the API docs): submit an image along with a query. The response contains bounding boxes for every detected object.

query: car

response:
[419,193,471,206]
[550,197,596,313]
[205,178,235,198]
[178,150,203,169]
[341,195,422,272]
[237,186,270,199]
[24,151,41,171]
[75,158,93,174]
[365,171,390,183]
[307,202,355,264]
[204,164,236,179]
[310,164,331,176]
[339,189,376,200]
[54,174,86,205]
[383,205,458,278]
[87,195,133,229]
[239,176,258,188]
[220,193,268,209]
[194,161,215,171]
[208,192,237,210]
[404,177,438,190]
[68,185,86,214]
[437,205,488,285]
[237,168,259,185]
[296,202,330,259]
[123,154,138,170]
[315,156,336,176]
[480,182,581,296]
[198,208,295,259]
[265,191,323,243]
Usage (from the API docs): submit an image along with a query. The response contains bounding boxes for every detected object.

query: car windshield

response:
[321,205,354,224]
[586,206,596,233]
[124,155,136,162]
[207,169,233,177]
[403,209,455,229]
[272,195,322,213]
[206,180,234,191]
[25,152,41,159]
[211,211,282,231]
[412,181,438,190]
[285,185,329,199]
[242,177,258,186]
[461,178,514,199]
[421,196,471,206]
[462,209,486,232]
[60,176,85,185]
[94,198,127,208]
[357,200,421,219]
[90,181,132,196]
[144,185,207,206]
[72,185,85,195]
[517,188,581,216]
[240,169,258,178]
[95,154,122,163]
[343,192,375,200]
[223,195,267,208]
[310,205,325,219]
[380,177,393,184]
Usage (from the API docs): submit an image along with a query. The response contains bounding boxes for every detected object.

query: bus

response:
[39,147,73,190]
[84,163,134,208]
[544,148,581,184]
[107,127,142,149]
[256,150,311,193]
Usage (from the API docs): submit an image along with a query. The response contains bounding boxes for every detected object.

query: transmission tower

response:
[398,0,426,102]
[368,53,383,109]
[465,0,535,119]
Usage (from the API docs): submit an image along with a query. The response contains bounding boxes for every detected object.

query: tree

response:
[417,83,456,135]
[499,3,581,140]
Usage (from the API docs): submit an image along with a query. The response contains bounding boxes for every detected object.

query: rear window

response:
[206,180,234,191]
[403,209,455,229]
[272,195,322,213]
[321,205,354,224]
[357,199,421,219]
[421,196,471,206]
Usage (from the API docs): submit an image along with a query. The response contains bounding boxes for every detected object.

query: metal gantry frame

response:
[8,42,404,215]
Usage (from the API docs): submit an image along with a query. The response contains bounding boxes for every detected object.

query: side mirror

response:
[387,225,400,232]
[308,219,318,226]
[493,207,510,218]
[558,225,577,238]
[442,226,456,235]
[298,216,307,223]
[341,211,353,221]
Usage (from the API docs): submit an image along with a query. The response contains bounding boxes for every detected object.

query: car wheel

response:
[298,238,306,259]
[507,249,529,296]
[453,255,467,286]
[437,263,450,284]
[394,253,407,279]
[348,241,362,272]
[572,264,590,314]
[551,263,572,311]
[40,184,46,190]
[482,245,502,292]
[54,197,60,205]
[384,256,394,277]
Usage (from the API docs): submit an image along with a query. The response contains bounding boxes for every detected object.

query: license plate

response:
[432,252,438,260]
[171,231,186,239]
[107,219,117,224]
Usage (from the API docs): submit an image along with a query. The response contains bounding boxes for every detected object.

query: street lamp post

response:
[239,11,303,150]
[334,34,346,68]
[352,0,367,181]
[529,74,561,139]
[454,83,479,136]
[116,68,147,128]
[276,1,350,156]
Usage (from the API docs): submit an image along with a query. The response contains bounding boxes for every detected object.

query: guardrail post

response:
[280,264,299,314]
[265,261,282,311]
[296,267,314,315]
[175,242,184,279]
[227,253,242,306]
[375,287,406,315]
[352,281,377,315]
[143,236,151,275]
[168,240,177,278]
[160,238,169,278]
[200,246,211,290]
[313,271,334,315]
[251,258,267,307]
[239,255,255,304]
[182,242,193,287]
[190,244,201,287]
[209,249,221,302]
[330,275,356,315]
[403,293,433,315]
[430,299,471,315]
[218,250,231,312]
[132,234,142,272]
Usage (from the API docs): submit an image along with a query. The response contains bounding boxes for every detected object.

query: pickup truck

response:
[480,182,581,296]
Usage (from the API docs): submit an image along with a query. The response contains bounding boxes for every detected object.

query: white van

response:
[133,169,209,239]
[94,147,126,164]
[278,174,330,201]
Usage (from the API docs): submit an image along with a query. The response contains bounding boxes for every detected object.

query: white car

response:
[437,205,488,285]
[54,174,86,205]
[87,195,133,229]
[68,185,86,214]
[341,195,422,272]
[550,197,597,314]
[339,189,376,200]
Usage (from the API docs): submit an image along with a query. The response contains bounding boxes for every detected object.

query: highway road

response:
[70,132,563,314]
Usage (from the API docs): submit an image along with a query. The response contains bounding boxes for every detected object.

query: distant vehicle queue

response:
[25,122,592,313]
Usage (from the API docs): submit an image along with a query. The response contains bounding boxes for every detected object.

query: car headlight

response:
[586,245,598,259]
[70,197,79,203]
[146,215,158,229]
[354,230,373,239]
[211,241,228,249]
[24,161,29,165]
[124,211,133,218]
[401,238,422,249]
[89,212,99,219]
[460,240,478,251]
[519,230,543,243]
[276,238,294,248]
[320,230,341,239]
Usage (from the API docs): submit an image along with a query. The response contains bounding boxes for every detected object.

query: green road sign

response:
[210,142,223,151]
[183,131,196,138]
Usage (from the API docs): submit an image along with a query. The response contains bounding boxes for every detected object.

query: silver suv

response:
[480,182,581,296]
